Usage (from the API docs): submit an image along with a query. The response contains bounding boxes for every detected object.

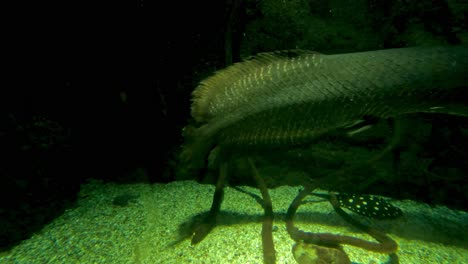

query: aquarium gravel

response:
[1,180,467,264]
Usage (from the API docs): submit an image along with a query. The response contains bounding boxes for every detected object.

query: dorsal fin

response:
[191,49,321,123]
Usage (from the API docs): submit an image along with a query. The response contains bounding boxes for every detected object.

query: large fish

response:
[180,46,468,172]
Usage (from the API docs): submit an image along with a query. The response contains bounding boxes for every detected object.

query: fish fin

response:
[191,50,322,123]
[177,125,216,179]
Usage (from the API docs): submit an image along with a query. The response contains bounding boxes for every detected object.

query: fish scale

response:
[180,46,468,172]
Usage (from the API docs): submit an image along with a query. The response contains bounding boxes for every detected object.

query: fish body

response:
[313,193,402,220]
[181,46,468,172]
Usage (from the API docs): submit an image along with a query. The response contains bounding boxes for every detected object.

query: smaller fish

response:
[312,192,402,220]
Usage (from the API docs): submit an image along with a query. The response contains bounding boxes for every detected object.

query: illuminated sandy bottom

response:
[1,180,467,263]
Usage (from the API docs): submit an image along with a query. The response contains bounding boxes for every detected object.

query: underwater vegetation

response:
[176,44,468,264]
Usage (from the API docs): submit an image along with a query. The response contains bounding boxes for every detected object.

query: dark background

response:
[1,0,467,251]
